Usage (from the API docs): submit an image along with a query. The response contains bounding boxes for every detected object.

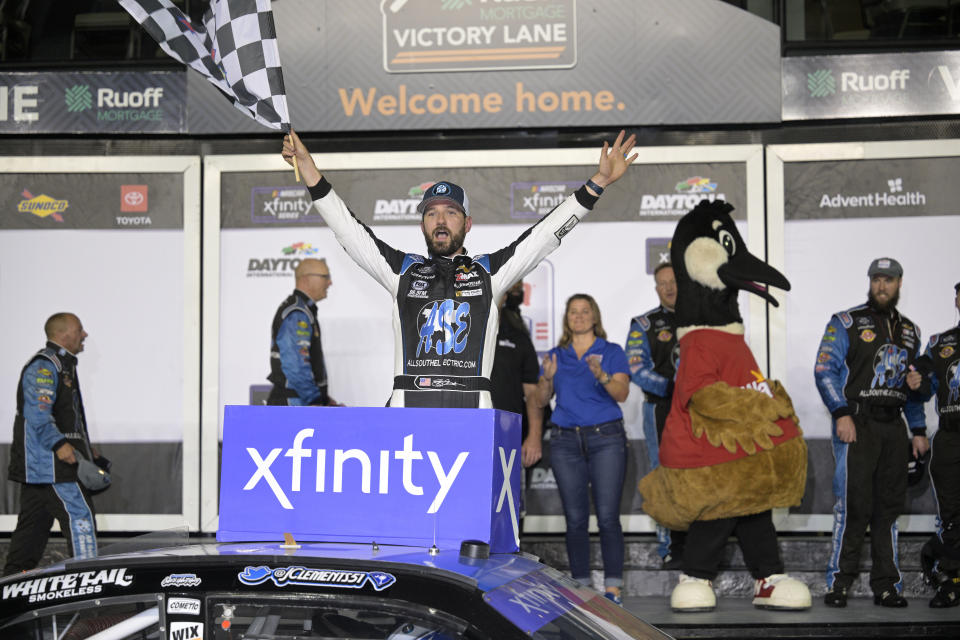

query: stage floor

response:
[625,596,960,639]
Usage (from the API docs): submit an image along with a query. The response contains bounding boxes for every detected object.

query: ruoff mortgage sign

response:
[381,0,577,73]
[783,50,960,120]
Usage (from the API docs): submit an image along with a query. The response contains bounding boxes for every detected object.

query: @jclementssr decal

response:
[237,566,396,591]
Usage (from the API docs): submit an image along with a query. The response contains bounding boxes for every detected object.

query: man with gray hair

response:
[267,257,339,406]
[815,257,927,608]
[4,313,104,574]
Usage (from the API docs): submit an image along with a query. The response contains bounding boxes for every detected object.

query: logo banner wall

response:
[0,71,186,134]
[783,50,960,120]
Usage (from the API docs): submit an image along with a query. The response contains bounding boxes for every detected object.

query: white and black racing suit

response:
[307,177,598,408]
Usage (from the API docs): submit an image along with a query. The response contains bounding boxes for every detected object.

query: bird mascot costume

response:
[639,200,811,612]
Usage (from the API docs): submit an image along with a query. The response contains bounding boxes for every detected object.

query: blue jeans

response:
[550,419,627,587]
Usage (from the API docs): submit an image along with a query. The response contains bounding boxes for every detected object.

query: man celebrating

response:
[281,129,636,408]
[815,257,927,608]
[626,262,683,567]
[916,281,960,607]
[4,313,103,574]
[267,257,339,406]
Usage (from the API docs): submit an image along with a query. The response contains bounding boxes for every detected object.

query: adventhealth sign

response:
[218,406,522,552]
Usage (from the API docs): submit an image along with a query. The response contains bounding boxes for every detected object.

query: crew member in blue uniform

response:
[625,262,684,567]
[267,258,339,406]
[917,281,960,608]
[4,313,104,575]
[815,257,927,608]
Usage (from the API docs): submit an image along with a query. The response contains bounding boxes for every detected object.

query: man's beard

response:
[423,225,466,257]
[868,288,900,312]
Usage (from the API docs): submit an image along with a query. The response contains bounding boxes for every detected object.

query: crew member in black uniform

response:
[4,313,105,575]
[917,281,960,607]
[490,279,544,468]
[625,262,684,567]
[281,129,637,408]
[267,257,339,406]
[815,257,927,608]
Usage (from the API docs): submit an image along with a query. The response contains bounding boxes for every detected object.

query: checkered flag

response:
[120,0,290,130]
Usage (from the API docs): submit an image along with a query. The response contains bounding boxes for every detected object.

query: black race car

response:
[0,537,671,639]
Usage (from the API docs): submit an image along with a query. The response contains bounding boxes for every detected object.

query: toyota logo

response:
[124,191,144,206]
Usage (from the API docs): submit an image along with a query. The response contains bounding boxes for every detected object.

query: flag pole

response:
[293,156,300,183]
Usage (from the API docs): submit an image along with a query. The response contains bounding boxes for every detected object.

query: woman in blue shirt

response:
[536,293,630,605]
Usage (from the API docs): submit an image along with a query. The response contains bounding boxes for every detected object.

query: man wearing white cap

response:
[814,257,927,608]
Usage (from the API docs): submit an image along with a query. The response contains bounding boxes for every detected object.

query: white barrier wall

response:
[0,156,201,532]
[6,141,951,536]
[767,140,960,531]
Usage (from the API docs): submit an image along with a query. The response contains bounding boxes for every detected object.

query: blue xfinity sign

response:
[218,407,522,553]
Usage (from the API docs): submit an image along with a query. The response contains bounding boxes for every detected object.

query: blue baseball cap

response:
[417,181,469,216]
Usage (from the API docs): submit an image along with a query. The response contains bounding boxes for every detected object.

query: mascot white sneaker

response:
[752,574,812,610]
[671,574,717,612]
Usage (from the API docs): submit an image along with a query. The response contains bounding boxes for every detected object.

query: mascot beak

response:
[718,250,791,307]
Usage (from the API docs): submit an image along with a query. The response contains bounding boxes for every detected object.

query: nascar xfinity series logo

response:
[251,186,321,224]
[872,344,908,388]
[238,566,396,591]
[417,299,471,357]
[639,177,726,217]
[511,181,581,219]
[243,429,470,514]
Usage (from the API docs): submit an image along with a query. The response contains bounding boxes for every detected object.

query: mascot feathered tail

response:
[639,200,807,528]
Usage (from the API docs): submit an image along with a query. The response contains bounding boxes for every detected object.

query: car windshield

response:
[0,594,161,639]
[483,566,671,640]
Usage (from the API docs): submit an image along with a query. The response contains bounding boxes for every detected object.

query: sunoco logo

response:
[247,243,319,278]
[18,190,68,221]
[251,186,320,224]
[819,177,926,210]
[511,181,580,219]
[374,182,434,222]
[639,177,725,217]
